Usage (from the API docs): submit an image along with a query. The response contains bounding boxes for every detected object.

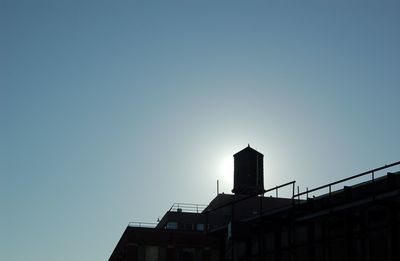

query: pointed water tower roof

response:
[233,144,264,157]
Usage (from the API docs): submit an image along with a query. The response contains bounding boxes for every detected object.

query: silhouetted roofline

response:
[233,145,264,157]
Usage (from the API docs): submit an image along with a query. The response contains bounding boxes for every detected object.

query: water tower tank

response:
[232,145,265,195]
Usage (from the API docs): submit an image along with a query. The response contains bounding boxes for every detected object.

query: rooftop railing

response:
[293,161,400,200]
[127,161,400,232]
[168,203,208,213]
[128,222,157,228]
[204,180,296,214]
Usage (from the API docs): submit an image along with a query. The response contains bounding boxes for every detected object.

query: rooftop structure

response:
[109,146,400,261]
[232,145,264,195]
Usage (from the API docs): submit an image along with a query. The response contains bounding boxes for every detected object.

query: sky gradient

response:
[2,1,400,260]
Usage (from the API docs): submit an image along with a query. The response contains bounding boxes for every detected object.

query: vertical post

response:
[217,179,219,195]
[297,186,300,200]
[276,186,278,198]
[292,182,295,198]
[292,182,296,205]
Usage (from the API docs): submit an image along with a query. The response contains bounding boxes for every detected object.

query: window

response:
[196,224,205,231]
[166,222,178,230]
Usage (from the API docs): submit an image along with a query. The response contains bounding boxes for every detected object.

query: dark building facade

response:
[109,146,400,261]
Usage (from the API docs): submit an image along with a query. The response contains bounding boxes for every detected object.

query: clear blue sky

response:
[1,0,400,260]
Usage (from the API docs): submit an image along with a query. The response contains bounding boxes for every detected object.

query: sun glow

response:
[218,155,234,192]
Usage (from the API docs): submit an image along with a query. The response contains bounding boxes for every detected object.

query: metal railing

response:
[128,222,157,228]
[204,181,296,214]
[203,181,296,233]
[127,161,400,233]
[169,203,208,213]
[293,161,400,200]
[265,181,297,199]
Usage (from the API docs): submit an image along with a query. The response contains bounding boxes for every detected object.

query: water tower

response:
[232,145,265,195]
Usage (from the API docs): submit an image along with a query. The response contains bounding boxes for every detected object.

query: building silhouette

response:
[109,146,400,261]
